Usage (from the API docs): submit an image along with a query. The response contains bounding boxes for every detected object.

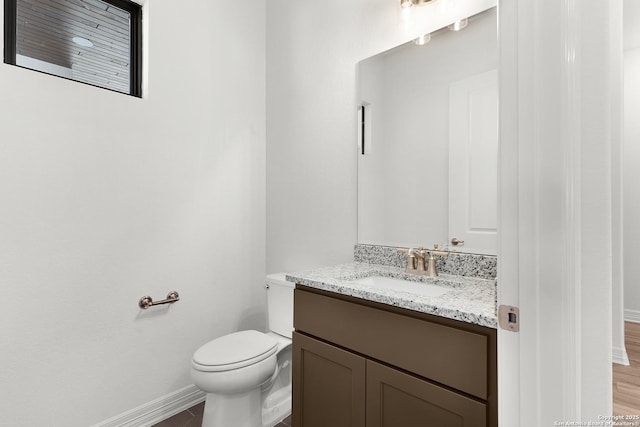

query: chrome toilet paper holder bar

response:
[139,291,180,309]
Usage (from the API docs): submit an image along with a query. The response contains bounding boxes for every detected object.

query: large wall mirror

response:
[357,6,497,255]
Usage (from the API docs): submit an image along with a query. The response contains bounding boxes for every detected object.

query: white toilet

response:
[191,273,294,427]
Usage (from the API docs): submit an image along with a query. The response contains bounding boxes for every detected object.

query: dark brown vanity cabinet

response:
[292,287,497,427]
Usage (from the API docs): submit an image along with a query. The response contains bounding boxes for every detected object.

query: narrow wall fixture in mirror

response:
[361,105,366,155]
[358,103,372,156]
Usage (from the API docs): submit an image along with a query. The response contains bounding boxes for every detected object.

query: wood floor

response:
[614,322,640,416]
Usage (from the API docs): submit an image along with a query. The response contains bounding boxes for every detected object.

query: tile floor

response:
[151,402,292,427]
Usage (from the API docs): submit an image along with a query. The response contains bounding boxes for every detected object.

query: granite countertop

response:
[286,262,497,329]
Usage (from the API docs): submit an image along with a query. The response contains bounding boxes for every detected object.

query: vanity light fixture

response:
[413,33,431,45]
[400,0,435,8]
[448,18,468,31]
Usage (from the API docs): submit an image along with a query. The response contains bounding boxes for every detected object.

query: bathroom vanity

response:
[287,246,497,427]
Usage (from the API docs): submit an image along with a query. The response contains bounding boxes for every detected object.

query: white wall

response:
[624,47,640,321]
[624,0,640,322]
[0,1,266,425]
[612,0,627,365]
[357,9,497,248]
[266,0,496,273]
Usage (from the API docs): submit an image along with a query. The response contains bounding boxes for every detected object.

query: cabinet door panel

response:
[367,360,486,427]
[293,332,366,427]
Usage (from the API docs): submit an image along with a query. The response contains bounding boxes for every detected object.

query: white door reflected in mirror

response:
[448,69,498,254]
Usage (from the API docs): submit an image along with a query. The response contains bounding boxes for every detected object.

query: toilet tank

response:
[266,273,295,339]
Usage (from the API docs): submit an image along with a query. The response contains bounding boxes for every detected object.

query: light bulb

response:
[448,18,468,31]
[413,33,431,45]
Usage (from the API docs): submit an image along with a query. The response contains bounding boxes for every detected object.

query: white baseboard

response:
[91,384,206,427]
[613,346,630,366]
[625,309,640,324]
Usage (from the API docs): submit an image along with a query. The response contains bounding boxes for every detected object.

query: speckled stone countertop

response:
[286,262,497,329]
[354,244,497,279]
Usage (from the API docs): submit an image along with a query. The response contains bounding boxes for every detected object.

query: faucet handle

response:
[398,247,418,271]
[406,253,416,271]
[416,246,427,257]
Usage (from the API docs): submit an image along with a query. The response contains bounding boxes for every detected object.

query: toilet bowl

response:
[191,274,294,427]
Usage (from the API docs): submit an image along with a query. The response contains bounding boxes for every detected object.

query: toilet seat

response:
[192,330,278,372]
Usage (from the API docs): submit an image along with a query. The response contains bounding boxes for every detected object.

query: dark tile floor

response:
[151,402,204,427]
[151,402,292,427]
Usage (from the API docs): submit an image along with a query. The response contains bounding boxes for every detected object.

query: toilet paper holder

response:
[139,291,180,309]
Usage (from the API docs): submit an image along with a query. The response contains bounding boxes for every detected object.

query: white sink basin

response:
[354,276,451,298]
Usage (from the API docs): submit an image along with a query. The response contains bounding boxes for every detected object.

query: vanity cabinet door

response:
[292,332,366,427]
[366,360,486,427]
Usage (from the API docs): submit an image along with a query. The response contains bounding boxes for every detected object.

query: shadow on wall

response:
[237,305,267,332]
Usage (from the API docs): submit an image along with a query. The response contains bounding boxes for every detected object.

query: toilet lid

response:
[192,330,278,372]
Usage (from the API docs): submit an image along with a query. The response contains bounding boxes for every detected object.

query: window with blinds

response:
[4,0,142,97]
